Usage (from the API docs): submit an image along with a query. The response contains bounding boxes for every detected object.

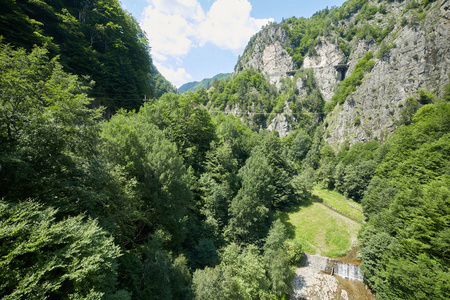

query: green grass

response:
[312,186,365,223]
[278,189,363,258]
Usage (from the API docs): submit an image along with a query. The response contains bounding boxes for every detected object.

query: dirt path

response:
[316,201,364,225]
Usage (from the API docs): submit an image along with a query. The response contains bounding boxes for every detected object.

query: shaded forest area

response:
[0,0,175,113]
[1,0,449,299]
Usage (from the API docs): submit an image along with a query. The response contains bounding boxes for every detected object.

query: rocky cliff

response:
[235,25,294,88]
[236,0,450,148]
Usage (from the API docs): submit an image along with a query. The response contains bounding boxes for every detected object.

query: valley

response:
[0,0,449,299]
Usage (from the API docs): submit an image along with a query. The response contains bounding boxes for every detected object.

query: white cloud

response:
[141,4,196,61]
[154,62,193,88]
[198,0,273,54]
[151,0,205,21]
[141,0,273,85]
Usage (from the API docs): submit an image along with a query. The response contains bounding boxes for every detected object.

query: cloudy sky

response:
[120,0,346,87]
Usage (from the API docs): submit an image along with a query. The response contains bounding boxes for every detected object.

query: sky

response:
[120,0,346,88]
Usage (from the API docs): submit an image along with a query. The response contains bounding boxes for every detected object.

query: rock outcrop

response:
[236,0,450,147]
[303,38,344,103]
[291,254,372,300]
[325,0,450,148]
[236,25,294,88]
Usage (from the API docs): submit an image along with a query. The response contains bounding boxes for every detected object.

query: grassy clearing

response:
[312,186,365,223]
[278,189,363,258]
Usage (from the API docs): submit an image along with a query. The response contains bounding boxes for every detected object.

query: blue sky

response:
[120,0,346,87]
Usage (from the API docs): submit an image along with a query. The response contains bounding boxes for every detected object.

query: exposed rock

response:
[291,270,349,300]
[303,38,344,102]
[267,100,295,137]
[236,25,294,88]
[237,0,449,147]
[291,254,374,300]
[325,0,450,148]
[267,114,291,137]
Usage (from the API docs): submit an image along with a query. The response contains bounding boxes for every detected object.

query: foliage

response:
[376,42,396,60]
[263,220,293,296]
[342,160,378,201]
[0,43,195,299]
[289,130,313,163]
[0,0,163,113]
[0,43,104,214]
[3,1,449,298]
[260,132,297,207]
[139,93,216,173]
[226,148,275,244]
[206,69,278,131]
[359,99,450,299]
[284,240,304,265]
[193,222,293,300]
[291,170,314,202]
[0,200,124,299]
[193,244,270,299]
[101,109,192,247]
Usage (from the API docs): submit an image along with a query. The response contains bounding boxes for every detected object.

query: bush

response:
[284,240,304,265]
[0,200,124,299]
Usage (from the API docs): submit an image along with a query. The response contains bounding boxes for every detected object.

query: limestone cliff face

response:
[325,0,450,148]
[235,25,294,88]
[302,38,345,103]
[236,0,450,146]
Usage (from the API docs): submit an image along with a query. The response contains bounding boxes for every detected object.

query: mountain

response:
[229,0,449,147]
[178,73,232,93]
[0,0,174,113]
[1,1,449,299]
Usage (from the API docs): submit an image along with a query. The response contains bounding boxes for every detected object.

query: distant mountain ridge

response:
[178,73,232,93]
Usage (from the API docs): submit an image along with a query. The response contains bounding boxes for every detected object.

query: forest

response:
[0,0,449,299]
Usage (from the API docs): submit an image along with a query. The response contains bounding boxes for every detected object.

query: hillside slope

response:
[281,187,364,258]
[0,0,175,113]
[235,0,450,147]
[178,73,232,93]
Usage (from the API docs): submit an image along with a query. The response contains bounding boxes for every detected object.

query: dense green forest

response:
[0,43,303,299]
[1,0,449,299]
[0,0,176,113]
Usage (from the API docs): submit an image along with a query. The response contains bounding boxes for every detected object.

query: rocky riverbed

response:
[290,255,376,300]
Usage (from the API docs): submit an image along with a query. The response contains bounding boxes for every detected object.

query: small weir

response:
[303,254,364,281]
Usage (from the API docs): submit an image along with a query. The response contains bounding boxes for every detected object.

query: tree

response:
[260,132,296,207]
[138,93,216,173]
[226,149,274,244]
[359,99,450,299]
[289,130,312,162]
[291,167,315,202]
[101,111,192,248]
[0,200,125,299]
[0,0,156,113]
[0,43,105,215]
[263,220,293,297]
[342,160,377,202]
[192,244,270,300]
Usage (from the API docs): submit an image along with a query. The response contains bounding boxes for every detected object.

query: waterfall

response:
[333,261,364,281]
[303,254,364,282]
